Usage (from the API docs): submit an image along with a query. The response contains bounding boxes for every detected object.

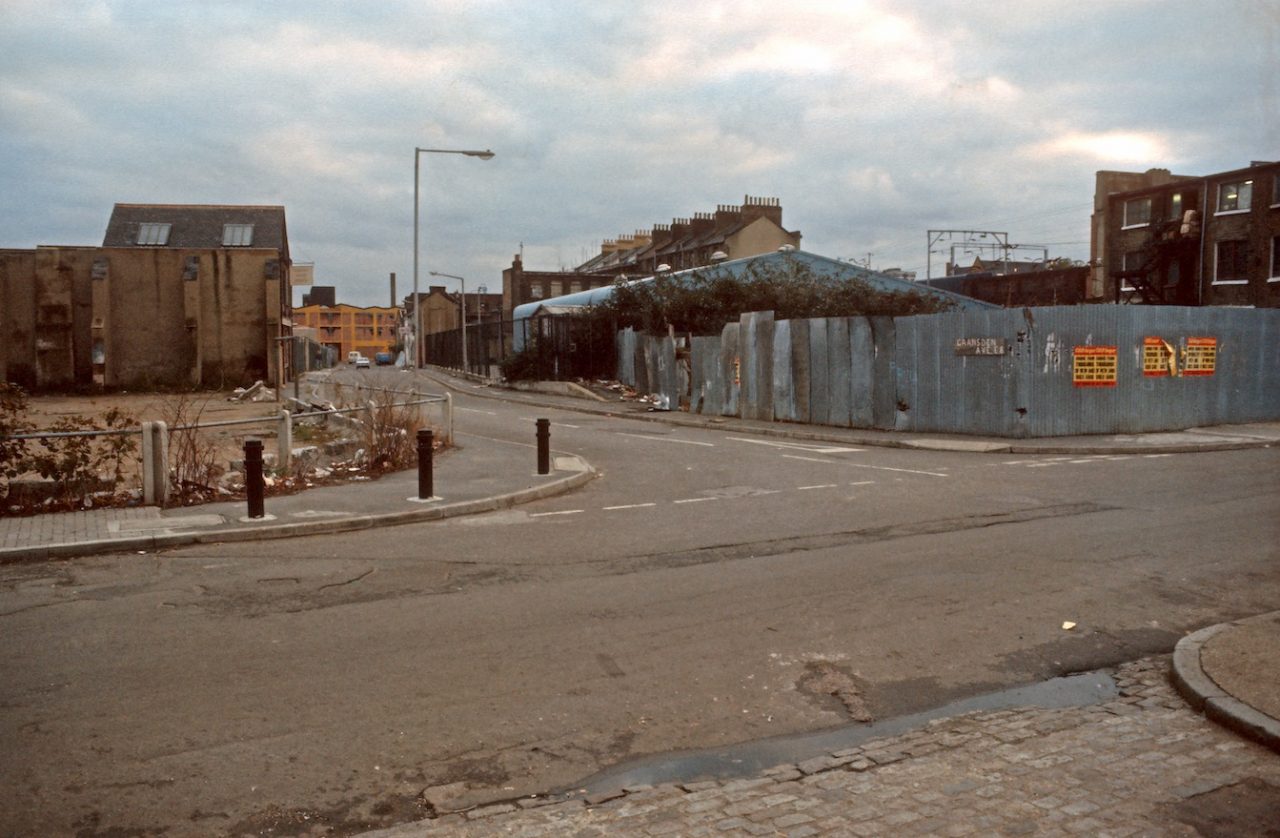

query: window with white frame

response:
[1119,251,1141,291]
[137,222,171,245]
[221,223,254,246]
[1214,239,1249,284]
[530,284,544,299]
[1216,180,1252,213]
[1169,192,1183,221]
[1122,197,1151,228]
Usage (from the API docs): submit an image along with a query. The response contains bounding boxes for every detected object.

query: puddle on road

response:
[573,669,1118,794]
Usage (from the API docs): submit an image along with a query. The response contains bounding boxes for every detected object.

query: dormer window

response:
[222,223,254,246]
[137,223,171,245]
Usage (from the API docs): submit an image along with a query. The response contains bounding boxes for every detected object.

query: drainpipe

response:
[1197,183,1207,306]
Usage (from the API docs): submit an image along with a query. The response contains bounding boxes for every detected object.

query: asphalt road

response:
[3,370,1278,835]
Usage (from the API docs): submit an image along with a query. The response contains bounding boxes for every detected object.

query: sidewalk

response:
[0,438,594,563]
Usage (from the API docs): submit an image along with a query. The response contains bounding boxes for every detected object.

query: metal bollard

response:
[536,418,550,475]
[417,428,434,499]
[244,438,265,518]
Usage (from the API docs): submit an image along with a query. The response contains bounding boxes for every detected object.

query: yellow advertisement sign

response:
[1182,337,1217,376]
[1073,346,1118,387]
[1142,337,1176,377]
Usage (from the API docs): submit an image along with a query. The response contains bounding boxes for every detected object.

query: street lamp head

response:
[417,147,495,160]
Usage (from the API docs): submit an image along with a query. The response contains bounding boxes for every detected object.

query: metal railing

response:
[1,386,452,508]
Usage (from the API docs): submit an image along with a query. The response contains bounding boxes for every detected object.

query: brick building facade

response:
[502,195,802,319]
[0,204,292,389]
[1093,162,1280,306]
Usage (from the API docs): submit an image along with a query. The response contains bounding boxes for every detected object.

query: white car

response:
[354,354,371,369]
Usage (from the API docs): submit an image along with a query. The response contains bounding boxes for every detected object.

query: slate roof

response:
[102,204,289,258]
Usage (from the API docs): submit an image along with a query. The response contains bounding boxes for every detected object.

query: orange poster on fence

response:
[1142,337,1175,377]
[1073,346,1118,387]
[1182,337,1217,376]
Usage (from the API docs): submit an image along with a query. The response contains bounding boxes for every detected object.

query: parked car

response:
[354,354,371,369]
[374,351,393,366]
[347,351,362,364]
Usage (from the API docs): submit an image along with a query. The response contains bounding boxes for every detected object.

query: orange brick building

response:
[293,303,399,361]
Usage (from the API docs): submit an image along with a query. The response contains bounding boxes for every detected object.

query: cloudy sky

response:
[2,1,1277,307]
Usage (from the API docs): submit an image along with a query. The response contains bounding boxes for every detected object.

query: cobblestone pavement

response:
[372,658,1280,837]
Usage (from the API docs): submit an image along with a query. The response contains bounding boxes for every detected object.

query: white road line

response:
[1068,459,1100,464]
[781,454,949,478]
[529,509,584,518]
[457,407,497,415]
[603,502,658,511]
[1026,462,1059,468]
[850,481,875,486]
[518,416,581,429]
[673,497,717,504]
[798,484,838,490]
[616,432,715,447]
[727,436,863,454]
[1144,453,1173,458]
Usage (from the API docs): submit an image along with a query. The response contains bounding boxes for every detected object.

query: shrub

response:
[590,259,954,337]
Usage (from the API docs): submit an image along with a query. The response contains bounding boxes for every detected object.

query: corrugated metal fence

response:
[618,306,1280,437]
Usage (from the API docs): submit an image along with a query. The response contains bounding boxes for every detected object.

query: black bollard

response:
[417,428,434,499]
[244,438,265,518]
[536,418,550,475]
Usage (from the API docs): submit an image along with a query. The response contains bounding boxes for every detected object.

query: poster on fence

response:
[1182,337,1217,376]
[1142,337,1176,377]
[1073,346,1118,387]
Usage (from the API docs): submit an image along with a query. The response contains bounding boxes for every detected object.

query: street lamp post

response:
[429,270,468,374]
[412,146,494,369]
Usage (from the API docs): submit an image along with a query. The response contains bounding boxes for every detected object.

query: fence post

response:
[140,421,169,507]
[366,399,377,453]
[277,409,292,474]
[536,418,550,475]
[446,392,454,445]
[417,429,434,499]
[244,438,265,519]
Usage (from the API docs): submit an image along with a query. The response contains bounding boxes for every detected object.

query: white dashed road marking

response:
[781,454,949,478]
[603,503,658,511]
[727,437,864,454]
[615,433,715,447]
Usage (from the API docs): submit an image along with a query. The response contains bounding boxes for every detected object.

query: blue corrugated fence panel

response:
[773,320,795,422]
[788,318,808,422]
[849,317,875,428]
[827,318,852,428]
